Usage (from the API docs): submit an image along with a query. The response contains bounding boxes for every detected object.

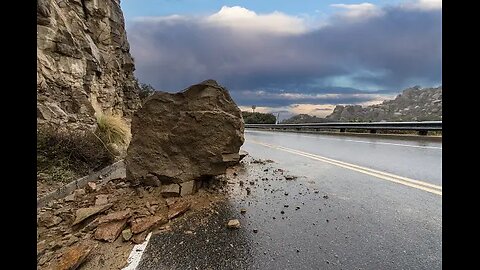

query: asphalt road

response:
[136,130,442,270]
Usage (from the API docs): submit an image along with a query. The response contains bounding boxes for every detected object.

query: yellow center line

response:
[275,145,442,190]
[249,139,442,196]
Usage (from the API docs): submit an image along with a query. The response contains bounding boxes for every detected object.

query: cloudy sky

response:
[121,0,442,119]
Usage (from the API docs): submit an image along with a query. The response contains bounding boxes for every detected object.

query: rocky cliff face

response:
[37,0,140,130]
[326,86,442,122]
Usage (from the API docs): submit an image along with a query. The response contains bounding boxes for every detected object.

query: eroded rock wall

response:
[37,0,140,130]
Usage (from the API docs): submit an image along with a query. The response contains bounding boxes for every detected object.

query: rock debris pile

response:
[36,177,225,269]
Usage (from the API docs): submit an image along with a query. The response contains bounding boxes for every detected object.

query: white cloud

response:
[133,14,188,23]
[289,104,336,117]
[402,0,442,10]
[330,3,384,20]
[132,6,308,36]
[237,91,397,119]
[127,4,442,96]
[239,104,336,118]
[239,105,275,114]
[205,6,307,34]
[274,92,393,102]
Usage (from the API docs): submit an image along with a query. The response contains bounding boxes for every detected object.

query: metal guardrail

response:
[245,121,442,135]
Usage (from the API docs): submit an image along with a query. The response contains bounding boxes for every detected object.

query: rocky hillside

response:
[37,0,141,130]
[281,114,333,124]
[326,86,442,122]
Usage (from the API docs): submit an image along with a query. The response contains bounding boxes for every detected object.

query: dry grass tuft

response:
[95,113,131,146]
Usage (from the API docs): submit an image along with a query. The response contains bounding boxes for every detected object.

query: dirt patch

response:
[78,237,135,270]
[37,180,66,198]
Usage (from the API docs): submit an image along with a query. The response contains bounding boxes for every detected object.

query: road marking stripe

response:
[249,138,442,190]
[275,145,442,190]
[249,140,442,196]
[122,232,152,270]
[330,138,442,150]
[278,146,443,192]
[246,130,442,150]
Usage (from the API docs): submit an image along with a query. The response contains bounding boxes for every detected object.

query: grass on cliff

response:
[37,127,115,183]
[37,113,131,183]
[95,113,131,146]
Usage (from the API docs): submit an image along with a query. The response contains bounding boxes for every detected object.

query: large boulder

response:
[125,80,245,186]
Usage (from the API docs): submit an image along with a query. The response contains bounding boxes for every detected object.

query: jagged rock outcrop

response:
[125,80,245,186]
[326,86,442,122]
[37,0,140,130]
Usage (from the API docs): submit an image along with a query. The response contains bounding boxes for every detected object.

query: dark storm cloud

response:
[126,5,441,107]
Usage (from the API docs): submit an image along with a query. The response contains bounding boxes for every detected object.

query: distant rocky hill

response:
[326,86,442,122]
[281,114,333,124]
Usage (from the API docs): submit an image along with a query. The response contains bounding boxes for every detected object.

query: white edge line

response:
[250,140,442,196]
[122,232,153,270]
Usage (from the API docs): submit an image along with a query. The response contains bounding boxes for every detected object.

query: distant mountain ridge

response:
[281,114,333,124]
[325,86,442,122]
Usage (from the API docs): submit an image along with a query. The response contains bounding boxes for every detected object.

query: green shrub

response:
[139,83,155,101]
[242,111,276,124]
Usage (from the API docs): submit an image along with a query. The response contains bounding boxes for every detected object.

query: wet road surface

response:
[136,131,442,270]
[245,130,442,186]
